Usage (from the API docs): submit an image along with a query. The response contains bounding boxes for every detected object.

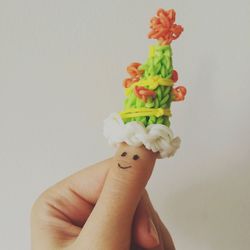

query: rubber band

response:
[134,86,156,102]
[103,113,181,158]
[123,63,144,88]
[140,45,173,79]
[125,76,173,96]
[119,107,171,119]
[148,9,184,45]
[171,70,178,82]
[172,86,187,101]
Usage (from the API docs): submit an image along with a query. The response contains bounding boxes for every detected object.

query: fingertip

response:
[133,221,160,249]
[113,143,157,183]
[133,196,160,249]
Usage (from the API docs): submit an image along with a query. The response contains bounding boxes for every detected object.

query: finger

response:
[37,158,112,222]
[146,196,175,250]
[77,143,157,249]
[134,191,176,250]
[31,158,113,248]
[156,214,176,250]
[62,158,113,205]
[146,201,166,250]
[133,191,160,249]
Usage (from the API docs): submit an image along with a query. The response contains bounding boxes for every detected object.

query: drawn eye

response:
[133,154,140,160]
[121,152,127,157]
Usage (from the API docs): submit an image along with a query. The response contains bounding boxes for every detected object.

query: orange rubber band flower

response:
[172,86,187,101]
[148,9,184,45]
[171,70,178,82]
[123,63,144,88]
[134,86,156,102]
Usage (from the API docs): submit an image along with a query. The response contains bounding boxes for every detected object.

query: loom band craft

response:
[127,62,143,77]
[125,76,174,96]
[103,113,181,159]
[171,70,178,82]
[119,107,171,119]
[134,86,156,102]
[149,44,170,57]
[123,63,144,88]
[103,7,187,159]
[148,9,184,45]
[172,86,187,101]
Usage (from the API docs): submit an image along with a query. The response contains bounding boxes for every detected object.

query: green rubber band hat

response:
[104,8,187,158]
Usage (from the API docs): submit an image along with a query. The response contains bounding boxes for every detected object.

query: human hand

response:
[31,143,175,250]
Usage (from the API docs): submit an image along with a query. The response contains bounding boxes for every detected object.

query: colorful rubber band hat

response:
[104,8,187,158]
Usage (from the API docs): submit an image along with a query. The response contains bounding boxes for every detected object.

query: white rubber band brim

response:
[103,113,181,158]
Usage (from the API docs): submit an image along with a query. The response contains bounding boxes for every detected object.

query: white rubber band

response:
[103,113,181,158]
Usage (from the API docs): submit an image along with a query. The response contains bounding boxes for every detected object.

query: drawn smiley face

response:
[117,151,140,169]
[115,143,157,172]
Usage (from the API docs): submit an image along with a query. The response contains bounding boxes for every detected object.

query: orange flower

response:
[127,62,142,77]
[148,9,183,45]
[123,62,144,88]
[172,86,187,101]
[171,70,178,82]
[134,86,156,102]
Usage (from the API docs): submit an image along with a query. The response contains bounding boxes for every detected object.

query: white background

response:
[0,0,250,249]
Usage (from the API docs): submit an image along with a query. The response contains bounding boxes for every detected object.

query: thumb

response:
[96,142,157,223]
[76,142,157,249]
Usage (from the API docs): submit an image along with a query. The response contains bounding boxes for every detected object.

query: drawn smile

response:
[118,163,132,169]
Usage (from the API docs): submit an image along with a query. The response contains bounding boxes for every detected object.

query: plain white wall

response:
[0,0,250,249]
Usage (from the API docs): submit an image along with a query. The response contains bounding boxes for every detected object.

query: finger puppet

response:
[104,8,187,162]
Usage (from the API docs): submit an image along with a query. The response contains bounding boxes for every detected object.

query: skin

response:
[31,143,175,250]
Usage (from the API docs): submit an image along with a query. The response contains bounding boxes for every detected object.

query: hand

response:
[31,143,175,250]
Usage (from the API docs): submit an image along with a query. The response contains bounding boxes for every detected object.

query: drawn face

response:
[114,143,156,170]
[117,151,140,169]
